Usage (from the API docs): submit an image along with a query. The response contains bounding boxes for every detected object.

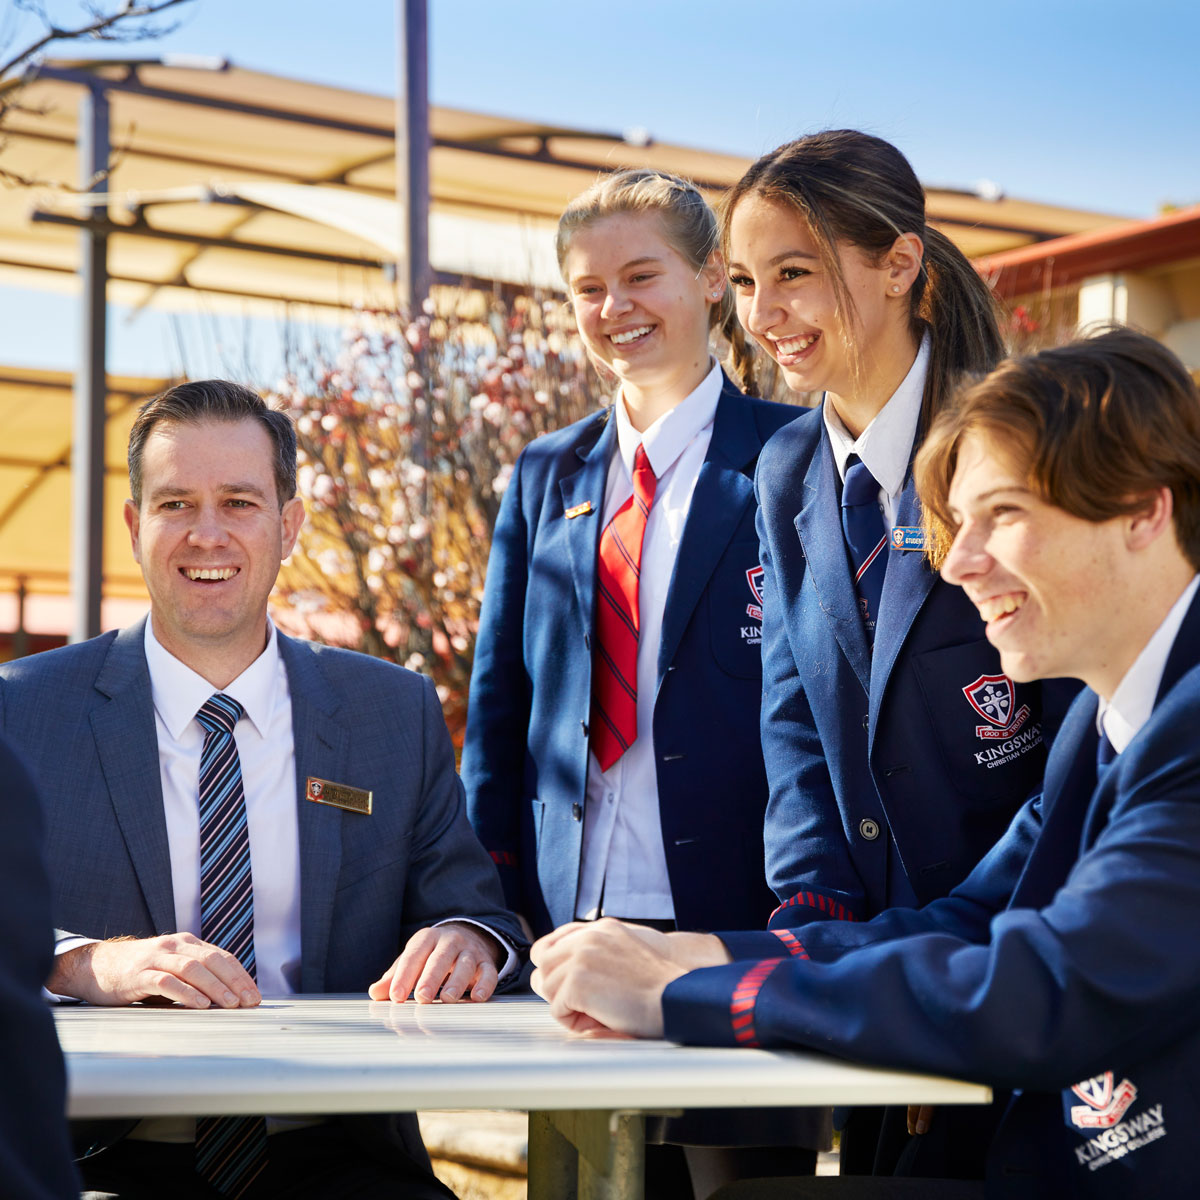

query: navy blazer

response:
[755,407,1073,924]
[0,623,525,1180]
[0,734,78,1199]
[664,587,1200,1198]
[463,378,799,936]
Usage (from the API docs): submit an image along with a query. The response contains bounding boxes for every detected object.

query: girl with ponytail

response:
[463,168,817,1195]
[723,130,1073,1177]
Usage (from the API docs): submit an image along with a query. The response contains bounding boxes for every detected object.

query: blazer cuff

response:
[662,958,787,1048]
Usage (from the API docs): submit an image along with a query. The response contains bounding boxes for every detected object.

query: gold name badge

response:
[306,777,373,815]
[565,501,593,519]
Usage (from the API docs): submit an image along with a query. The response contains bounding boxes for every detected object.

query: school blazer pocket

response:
[336,830,414,891]
[708,538,767,678]
[912,638,1048,804]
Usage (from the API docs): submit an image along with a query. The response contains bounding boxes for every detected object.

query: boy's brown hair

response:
[915,328,1200,570]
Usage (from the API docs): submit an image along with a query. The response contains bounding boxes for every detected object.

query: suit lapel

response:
[870,472,937,717]
[657,381,758,683]
[559,412,614,639]
[90,620,177,933]
[1155,585,1200,702]
[278,634,350,993]
[794,425,872,691]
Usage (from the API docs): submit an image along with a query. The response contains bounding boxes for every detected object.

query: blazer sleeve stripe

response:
[772,928,809,958]
[729,958,784,1046]
[770,889,859,924]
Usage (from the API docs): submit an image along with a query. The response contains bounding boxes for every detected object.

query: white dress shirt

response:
[823,333,931,526]
[575,359,723,921]
[145,616,304,996]
[1097,575,1200,753]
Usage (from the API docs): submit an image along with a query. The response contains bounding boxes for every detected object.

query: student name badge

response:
[564,501,593,519]
[306,777,373,815]
[890,526,926,552]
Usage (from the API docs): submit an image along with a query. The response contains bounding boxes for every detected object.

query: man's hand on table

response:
[369,921,504,1004]
[49,934,261,1008]
[530,918,732,1038]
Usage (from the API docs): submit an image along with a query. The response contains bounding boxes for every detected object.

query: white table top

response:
[55,994,991,1119]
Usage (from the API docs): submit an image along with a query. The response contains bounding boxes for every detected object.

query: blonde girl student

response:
[463,168,820,1195]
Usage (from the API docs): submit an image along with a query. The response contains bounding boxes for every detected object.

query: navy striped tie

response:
[841,456,888,645]
[193,694,267,1197]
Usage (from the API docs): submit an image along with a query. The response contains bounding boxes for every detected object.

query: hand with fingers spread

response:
[530,917,731,1039]
[368,921,504,1003]
[48,934,261,1009]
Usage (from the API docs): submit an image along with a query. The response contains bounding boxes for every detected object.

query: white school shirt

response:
[1097,575,1200,753]
[575,359,723,921]
[823,333,931,525]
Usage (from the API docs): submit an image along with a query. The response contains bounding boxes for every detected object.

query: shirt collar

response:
[824,332,931,497]
[144,616,282,741]
[613,358,722,479]
[1097,574,1200,754]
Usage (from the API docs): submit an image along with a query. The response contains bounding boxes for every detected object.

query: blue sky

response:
[2,0,1197,377]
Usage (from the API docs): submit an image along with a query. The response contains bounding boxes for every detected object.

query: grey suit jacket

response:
[0,620,526,1179]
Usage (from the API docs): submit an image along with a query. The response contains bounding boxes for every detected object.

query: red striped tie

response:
[590,444,657,771]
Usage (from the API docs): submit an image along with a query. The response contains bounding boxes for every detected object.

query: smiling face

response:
[726,193,912,413]
[563,211,720,409]
[940,430,1131,694]
[124,418,304,681]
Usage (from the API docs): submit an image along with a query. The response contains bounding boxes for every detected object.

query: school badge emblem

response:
[962,673,1031,740]
[1070,1071,1139,1129]
[745,565,764,622]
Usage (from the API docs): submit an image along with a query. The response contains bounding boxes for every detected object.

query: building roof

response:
[974,204,1200,299]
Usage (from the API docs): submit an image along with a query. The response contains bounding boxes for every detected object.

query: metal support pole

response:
[71,83,110,643]
[395,0,431,309]
[13,577,28,660]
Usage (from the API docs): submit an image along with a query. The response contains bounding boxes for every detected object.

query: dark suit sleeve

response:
[402,675,528,958]
[461,451,532,913]
[665,712,1200,1092]
[754,477,867,926]
[0,735,80,1199]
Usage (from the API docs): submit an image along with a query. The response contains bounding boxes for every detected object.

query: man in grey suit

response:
[0,380,526,1199]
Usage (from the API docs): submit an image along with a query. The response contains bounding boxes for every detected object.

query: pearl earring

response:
[891,284,902,294]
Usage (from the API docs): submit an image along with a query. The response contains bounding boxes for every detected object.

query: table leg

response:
[528,1110,645,1200]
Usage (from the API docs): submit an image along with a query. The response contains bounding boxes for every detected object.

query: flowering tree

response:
[270,291,595,742]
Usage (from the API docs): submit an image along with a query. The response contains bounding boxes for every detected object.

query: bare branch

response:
[0,0,196,81]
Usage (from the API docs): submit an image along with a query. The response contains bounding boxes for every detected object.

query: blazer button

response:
[572,802,583,821]
[862,713,869,731]
[859,818,880,841]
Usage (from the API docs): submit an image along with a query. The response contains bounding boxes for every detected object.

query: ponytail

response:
[916,226,1005,431]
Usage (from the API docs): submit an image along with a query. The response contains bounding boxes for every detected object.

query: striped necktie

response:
[193,694,268,1198]
[590,443,657,772]
[841,455,888,645]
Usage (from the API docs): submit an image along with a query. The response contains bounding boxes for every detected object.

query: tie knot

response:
[632,443,657,508]
[196,693,243,737]
[842,457,881,508]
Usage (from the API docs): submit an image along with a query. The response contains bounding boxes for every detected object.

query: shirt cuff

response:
[433,918,519,981]
[43,934,99,1003]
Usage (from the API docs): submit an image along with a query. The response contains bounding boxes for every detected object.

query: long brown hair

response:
[720,130,1003,426]
[556,168,758,393]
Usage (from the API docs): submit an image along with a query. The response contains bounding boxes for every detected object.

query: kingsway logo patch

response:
[962,673,1031,741]
[745,565,764,622]
[1070,1071,1167,1174]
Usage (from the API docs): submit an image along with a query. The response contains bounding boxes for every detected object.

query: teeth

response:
[610,326,653,345]
[979,594,1023,622]
[772,333,818,355]
[185,568,237,581]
